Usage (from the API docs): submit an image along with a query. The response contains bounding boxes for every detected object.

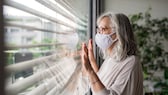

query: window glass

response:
[4,0,89,94]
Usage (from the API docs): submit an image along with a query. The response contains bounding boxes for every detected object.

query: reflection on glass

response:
[4,0,89,95]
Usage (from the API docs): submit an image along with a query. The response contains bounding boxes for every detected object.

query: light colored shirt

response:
[93,55,143,95]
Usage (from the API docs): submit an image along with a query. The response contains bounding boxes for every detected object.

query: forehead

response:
[98,16,112,27]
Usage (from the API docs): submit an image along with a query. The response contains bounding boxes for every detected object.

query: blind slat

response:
[28,71,70,95]
[6,43,66,50]
[4,0,75,29]
[5,53,62,75]
[55,0,83,21]
[36,0,86,26]
[6,59,74,95]
[36,0,75,23]
[5,22,75,34]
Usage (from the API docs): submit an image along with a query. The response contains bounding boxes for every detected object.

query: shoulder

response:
[126,55,137,63]
[121,55,138,70]
[122,55,137,64]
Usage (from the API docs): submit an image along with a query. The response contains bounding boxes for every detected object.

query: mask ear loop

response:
[109,31,116,39]
[112,38,118,43]
[109,32,118,44]
[109,32,116,35]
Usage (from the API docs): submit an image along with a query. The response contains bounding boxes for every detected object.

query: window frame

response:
[0,0,5,95]
[89,0,104,69]
[87,0,104,94]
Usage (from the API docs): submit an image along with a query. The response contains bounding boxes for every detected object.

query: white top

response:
[93,55,143,95]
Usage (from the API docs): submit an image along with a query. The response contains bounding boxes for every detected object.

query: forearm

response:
[88,70,105,92]
[90,60,99,73]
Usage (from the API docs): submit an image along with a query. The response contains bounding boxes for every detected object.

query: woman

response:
[81,12,143,95]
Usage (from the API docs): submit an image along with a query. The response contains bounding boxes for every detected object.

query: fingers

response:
[87,39,96,63]
[82,43,88,55]
[80,42,93,75]
[88,39,93,51]
[81,43,88,64]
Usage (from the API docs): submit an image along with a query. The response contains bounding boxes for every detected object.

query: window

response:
[4,0,90,95]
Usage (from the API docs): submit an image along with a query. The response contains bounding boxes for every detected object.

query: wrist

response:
[91,79,100,85]
[88,70,100,85]
[88,69,95,76]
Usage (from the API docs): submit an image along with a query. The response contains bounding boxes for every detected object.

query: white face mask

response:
[95,32,117,50]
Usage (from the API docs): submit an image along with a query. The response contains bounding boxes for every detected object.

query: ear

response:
[111,32,117,40]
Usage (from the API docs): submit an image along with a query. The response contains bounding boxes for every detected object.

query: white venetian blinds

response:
[3,0,89,95]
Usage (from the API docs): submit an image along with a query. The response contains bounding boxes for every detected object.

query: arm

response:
[88,70,107,93]
[81,42,106,93]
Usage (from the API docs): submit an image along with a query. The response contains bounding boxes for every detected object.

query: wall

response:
[104,0,168,18]
[104,0,168,51]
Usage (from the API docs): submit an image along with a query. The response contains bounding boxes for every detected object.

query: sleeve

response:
[93,56,136,95]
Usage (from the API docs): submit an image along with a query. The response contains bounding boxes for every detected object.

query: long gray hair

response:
[97,12,137,61]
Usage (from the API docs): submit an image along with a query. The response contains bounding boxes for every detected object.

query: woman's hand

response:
[88,39,96,63]
[88,39,99,72]
[81,43,93,75]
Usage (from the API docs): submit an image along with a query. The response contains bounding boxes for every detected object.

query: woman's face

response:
[97,16,117,40]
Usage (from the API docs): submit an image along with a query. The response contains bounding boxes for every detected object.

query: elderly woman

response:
[81,12,143,95]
